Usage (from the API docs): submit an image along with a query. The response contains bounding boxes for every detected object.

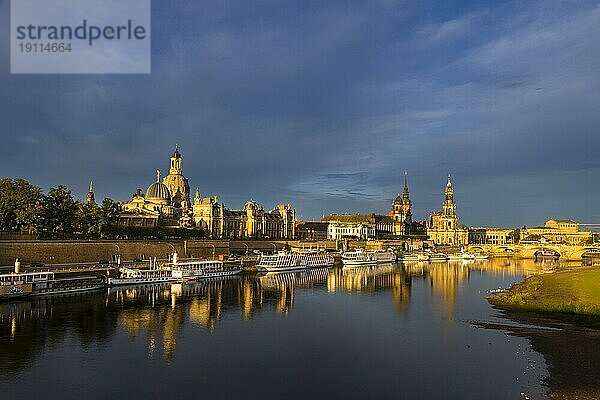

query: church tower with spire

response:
[442,175,457,217]
[427,174,468,245]
[390,171,412,235]
[162,144,191,209]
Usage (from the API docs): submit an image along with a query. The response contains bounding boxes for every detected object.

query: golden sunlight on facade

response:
[427,175,468,245]
[117,145,295,238]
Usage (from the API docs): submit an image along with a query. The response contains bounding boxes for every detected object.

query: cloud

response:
[0,0,599,226]
[413,11,485,47]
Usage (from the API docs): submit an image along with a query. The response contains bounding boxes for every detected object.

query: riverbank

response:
[487,267,600,326]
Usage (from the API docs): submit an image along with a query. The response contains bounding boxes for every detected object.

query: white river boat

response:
[169,252,241,280]
[107,267,176,286]
[341,248,397,266]
[257,250,334,272]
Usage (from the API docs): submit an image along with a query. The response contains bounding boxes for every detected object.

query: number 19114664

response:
[19,43,72,53]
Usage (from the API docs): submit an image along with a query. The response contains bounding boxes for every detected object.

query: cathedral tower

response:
[427,174,468,245]
[390,171,412,235]
[442,175,457,218]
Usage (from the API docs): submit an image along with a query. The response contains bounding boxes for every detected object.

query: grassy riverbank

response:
[488,267,600,318]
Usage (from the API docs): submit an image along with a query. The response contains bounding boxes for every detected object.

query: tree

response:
[76,201,102,237]
[43,185,78,233]
[509,229,520,244]
[0,178,43,232]
[99,198,121,237]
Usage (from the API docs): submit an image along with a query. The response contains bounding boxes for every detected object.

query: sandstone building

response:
[118,145,295,239]
[521,219,591,245]
[427,175,468,245]
[323,214,376,240]
[468,228,514,245]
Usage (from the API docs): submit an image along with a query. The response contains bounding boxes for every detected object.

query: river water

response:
[1,258,597,399]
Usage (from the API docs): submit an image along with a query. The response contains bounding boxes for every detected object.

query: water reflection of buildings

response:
[1,259,558,372]
[402,258,548,320]
[112,280,234,359]
[327,264,411,314]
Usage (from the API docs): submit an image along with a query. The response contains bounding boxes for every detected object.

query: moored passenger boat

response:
[1,270,103,299]
[428,253,449,262]
[257,250,334,272]
[448,252,476,261]
[107,267,176,286]
[341,248,396,266]
[171,259,241,280]
[169,252,241,280]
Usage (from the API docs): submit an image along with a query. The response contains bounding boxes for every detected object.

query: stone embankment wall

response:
[0,238,417,266]
[0,240,229,266]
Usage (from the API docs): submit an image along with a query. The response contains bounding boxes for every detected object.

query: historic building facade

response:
[118,145,296,238]
[192,191,295,239]
[323,214,376,240]
[468,228,514,245]
[295,221,329,240]
[119,170,181,227]
[389,172,412,236]
[521,219,591,245]
[427,175,468,246]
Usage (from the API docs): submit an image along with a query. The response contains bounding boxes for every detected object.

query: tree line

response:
[0,178,120,238]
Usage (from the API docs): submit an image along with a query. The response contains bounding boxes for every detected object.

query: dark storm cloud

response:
[0,0,599,226]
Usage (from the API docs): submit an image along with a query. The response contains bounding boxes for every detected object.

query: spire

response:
[86,180,95,204]
[402,171,410,200]
[171,143,181,159]
[444,173,454,201]
[156,169,161,182]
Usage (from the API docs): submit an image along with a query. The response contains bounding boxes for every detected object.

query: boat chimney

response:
[14,258,20,274]
[172,251,178,264]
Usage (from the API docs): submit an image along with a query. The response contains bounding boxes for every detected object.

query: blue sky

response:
[1,0,599,227]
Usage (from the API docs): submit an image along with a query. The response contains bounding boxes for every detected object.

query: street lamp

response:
[114,244,121,265]
[272,243,277,254]
[243,243,249,255]
[210,243,216,260]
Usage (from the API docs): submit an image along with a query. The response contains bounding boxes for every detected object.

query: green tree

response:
[43,185,78,233]
[76,201,102,237]
[99,198,121,237]
[0,178,43,232]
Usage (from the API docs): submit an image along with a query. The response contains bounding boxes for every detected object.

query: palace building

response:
[520,219,591,245]
[427,175,468,246]
[192,191,295,239]
[118,145,296,239]
[322,214,377,240]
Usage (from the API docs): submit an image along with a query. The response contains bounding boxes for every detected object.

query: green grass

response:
[488,267,600,316]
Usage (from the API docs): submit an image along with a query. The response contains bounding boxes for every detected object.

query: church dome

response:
[146,181,171,202]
